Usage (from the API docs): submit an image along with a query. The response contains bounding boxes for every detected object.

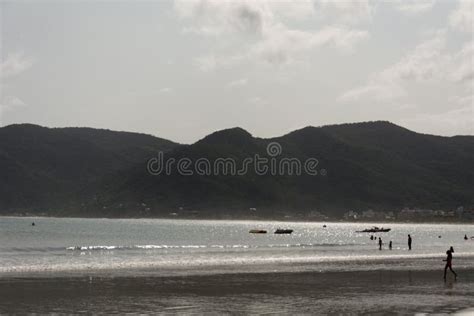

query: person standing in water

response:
[408,234,412,250]
[443,246,457,280]
[389,241,392,250]
[378,237,382,250]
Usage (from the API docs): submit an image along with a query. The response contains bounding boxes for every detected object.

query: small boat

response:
[274,229,293,234]
[356,226,391,233]
[249,229,267,234]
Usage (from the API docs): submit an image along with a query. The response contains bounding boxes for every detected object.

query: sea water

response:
[1,217,473,277]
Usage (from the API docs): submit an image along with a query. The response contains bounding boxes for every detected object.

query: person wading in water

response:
[408,234,412,250]
[443,246,458,280]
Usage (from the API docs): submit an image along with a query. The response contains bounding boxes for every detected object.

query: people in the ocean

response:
[464,234,468,240]
[408,234,412,250]
[32,222,35,226]
[378,237,382,250]
[370,235,374,240]
[389,241,392,250]
[443,246,457,280]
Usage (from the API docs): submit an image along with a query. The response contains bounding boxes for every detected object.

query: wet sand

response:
[1,268,473,314]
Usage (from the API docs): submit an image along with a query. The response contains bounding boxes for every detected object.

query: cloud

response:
[227,78,248,88]
[449,94,473,107]
[338,82,406,103]
[158,87,173,94]
[175,0,374,35]
[0,96,27,124]
[391,0,436,16]
[0,95,26,109]
[176,0,369,70]
[313,0,374,24]
[378,32,448,82]
[175,0,272,36]
[338,31,470,105]
[193,54,246,72]
[449,41,474,83]
[0,52,33,124]
[270,0,316,20]
[0,52,34,79]
[194,55,218,72]
[248,96,268,107]
[449,0,473,32]
[399,105,473,136]
[193,24,369,71]
[252,25,368,65]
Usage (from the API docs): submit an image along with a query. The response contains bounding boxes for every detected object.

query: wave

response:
[0,243,357,254]
[1,246,70,253]
[65,244,260,251]
[66,245,208,251]
[2,252,474,276]
[64,243,353,251]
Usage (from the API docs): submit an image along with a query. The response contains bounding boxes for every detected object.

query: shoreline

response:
[1,268,473,314]
[1,215,473,225]
[2,254,473,279]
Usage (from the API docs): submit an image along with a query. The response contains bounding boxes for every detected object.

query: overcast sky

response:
[1,0,473,143]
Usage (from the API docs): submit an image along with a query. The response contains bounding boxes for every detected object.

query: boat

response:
[274,229,293,234]
[249,229,267,234]
[356,226,391,233]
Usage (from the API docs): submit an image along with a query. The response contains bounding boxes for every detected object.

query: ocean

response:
[1,217,473,277]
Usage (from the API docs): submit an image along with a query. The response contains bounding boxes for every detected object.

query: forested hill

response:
[1,122,473,218]
[0,124,177,215]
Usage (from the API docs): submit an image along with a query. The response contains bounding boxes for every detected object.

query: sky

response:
[0,0,473,143]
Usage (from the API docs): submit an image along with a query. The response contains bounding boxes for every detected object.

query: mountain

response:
[1,121,473,218]
[103,121,474,218]
[0,124,178,216]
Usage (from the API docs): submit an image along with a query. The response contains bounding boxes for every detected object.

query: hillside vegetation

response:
[1,122,473,218]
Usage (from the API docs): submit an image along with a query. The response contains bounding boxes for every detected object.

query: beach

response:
[1,217,473,314]
[3,0,474,313]
[1,267,473,314]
